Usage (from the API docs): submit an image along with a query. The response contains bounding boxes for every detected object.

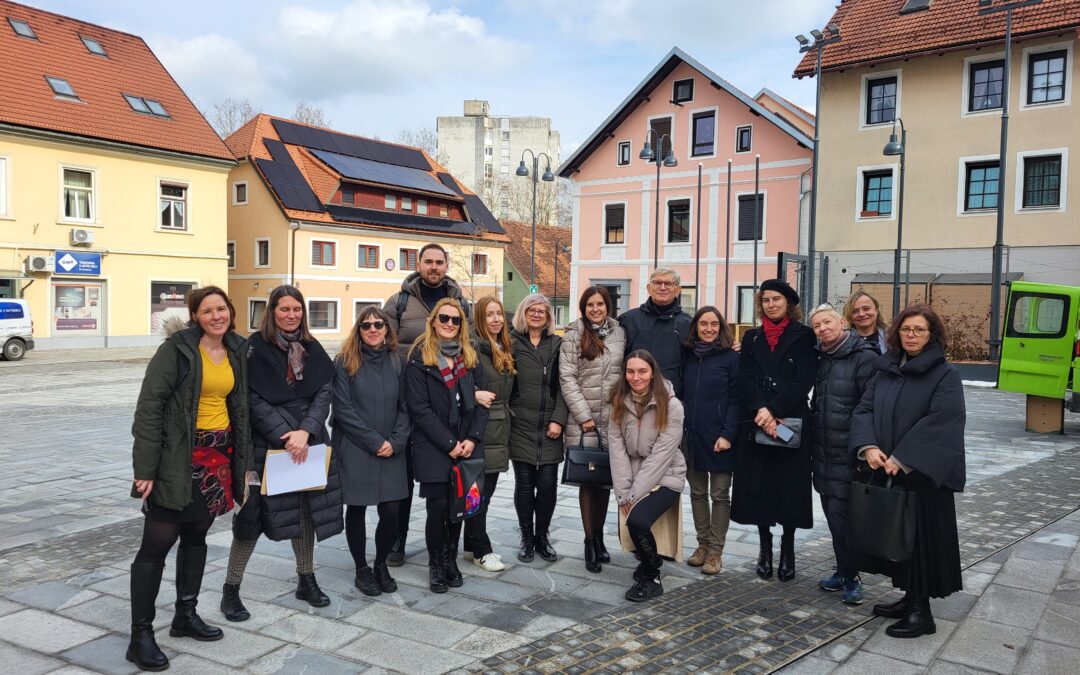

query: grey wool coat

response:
[331,345,412,506]
[558,318,626,449]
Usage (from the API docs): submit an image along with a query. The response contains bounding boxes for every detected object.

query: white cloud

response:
[148,33,271,106]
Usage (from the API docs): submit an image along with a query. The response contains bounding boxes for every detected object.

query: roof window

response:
[900,0,932,13]
[124,94,170,118]
[8,18,36,39]
[81,36,106,56]
[145,99,169,117]
[46,76,78,99]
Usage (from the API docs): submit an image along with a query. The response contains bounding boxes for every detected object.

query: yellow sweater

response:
[197,347,234,430]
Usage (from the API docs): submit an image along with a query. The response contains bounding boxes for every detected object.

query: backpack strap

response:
[395,291,409,326]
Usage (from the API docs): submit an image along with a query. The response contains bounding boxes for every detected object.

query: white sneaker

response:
[472,553,506,572]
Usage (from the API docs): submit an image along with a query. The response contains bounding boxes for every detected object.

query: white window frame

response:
[859,69,903,131]
[401,196,413,211]
[384,194,396,210]
[734,189,769,242]
[254,237,271,268]
[736,285,757,324]
[1020,41,1073,111]
[309,237,338,270]
[645,113,676,165]
[1014,147,1068,215]
[735,124,754,155]
[955,154,1001,217]
[157,179,190,233]
[226,240,236,269]
[664,195,693,245]
[248,298,267,332]
[307,297,340,333]
[854,163,899,222]
[687,106,719,160]
[961,51,1006,118]
[417,199,428,215]
[58,164,97,225]
[398,246,419,272]
[352,299,383,327]
[616,140,632,167]
[0,154,9,218]
[231,180,248,206]
[602,200,629,247]
[356,242,381,270]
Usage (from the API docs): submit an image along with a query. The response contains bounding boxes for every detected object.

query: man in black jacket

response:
[618,268,692,394]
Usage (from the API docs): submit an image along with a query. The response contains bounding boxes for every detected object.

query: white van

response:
[0,299,34,360]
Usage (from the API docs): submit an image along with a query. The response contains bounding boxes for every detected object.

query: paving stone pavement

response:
[1,348,1078,674]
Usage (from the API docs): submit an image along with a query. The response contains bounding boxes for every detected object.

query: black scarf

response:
[693,339,717,359]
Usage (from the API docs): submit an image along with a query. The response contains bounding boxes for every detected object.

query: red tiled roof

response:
[794,0,1080,76]
[500,220,572,299]
[0,0,232,161]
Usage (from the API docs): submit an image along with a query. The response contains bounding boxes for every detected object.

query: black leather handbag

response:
[848,471,917,563]
[754,418,803,448]
[448,457,485,524]
[561,430,612,489]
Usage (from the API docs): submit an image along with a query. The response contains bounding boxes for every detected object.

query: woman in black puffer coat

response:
[223,285,341,622]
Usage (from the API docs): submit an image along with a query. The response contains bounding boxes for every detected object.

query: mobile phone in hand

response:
[775,423,795,443]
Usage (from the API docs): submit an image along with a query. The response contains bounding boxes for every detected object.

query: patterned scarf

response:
[693,339,716,359]
[763,316,789,352]
[590,321,612,340]
[821,329,850,355]
[272,329,307,384]
[437,340,467,389]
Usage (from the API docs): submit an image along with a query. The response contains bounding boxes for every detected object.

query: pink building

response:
[559,48,814,324]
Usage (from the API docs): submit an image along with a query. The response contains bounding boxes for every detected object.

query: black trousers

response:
[424,491,463,559]
[463,472,500,557]
[625,488,680,544]
[820,494,853,577]
[512,461,558,534]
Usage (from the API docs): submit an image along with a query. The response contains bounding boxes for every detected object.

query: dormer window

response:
[8,18,36,39]
[46,76,78,100]
[81,36,106,56]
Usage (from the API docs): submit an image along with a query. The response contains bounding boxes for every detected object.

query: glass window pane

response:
[64,169,92,188]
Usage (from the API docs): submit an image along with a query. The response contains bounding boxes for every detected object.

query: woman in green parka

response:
[462,296,515,573]
[127,286,252,672]
[508,293,568,563]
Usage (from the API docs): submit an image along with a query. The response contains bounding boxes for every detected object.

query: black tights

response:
[425,496,462,558]
[134,517,214,564]
[346,501,402,569]
[759,524,795,541]
[579,486,610,538]
[512,461,558,533]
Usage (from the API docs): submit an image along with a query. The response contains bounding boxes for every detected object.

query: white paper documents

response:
[263,444,330,496]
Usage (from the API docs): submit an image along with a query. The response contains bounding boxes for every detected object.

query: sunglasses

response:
[436,314,463,326]
[359,321,385,331]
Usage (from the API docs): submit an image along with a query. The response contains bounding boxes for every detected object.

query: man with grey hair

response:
[617,268,693,394]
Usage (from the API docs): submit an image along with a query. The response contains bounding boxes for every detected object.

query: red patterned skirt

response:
[145,428,235,523]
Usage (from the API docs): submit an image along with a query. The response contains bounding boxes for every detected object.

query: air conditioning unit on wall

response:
[70,228,95,246]
[25,255,55,274]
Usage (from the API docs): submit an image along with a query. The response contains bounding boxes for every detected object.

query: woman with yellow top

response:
[127,286,252,672]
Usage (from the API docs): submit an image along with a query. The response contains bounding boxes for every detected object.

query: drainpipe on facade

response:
[289,221,300,285]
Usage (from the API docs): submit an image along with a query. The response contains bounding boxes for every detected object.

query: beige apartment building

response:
[797,0,1080,324]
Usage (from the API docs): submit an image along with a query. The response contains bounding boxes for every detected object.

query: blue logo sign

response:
[54,250,102,276]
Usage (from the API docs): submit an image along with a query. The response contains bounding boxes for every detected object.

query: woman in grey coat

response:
[559,286,625,573]
[332,307,411,597]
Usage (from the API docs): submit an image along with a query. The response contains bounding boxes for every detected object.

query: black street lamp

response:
[639,129,677,270]
[797,22,841,309]
[516,149,555,288]
[553,243,570,324]
[883,117,907,318]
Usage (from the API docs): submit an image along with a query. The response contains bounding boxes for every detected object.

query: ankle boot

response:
[428,557,448,593]
[443,545,463,588]
[874,592,912,618]
[296,573,331,607]
[127,562,169,672]
[386,532,406,567]
[354,567,381,597]
[777,531,796,582]
[373,563,398,593]
[220,582,250,622]
[584,538,601,574]
[170,547,223,641]
[517,523,535,562]
[596,536,611,564]
[886,595,936,638]
[535,530,558,562]
[756,530,774,580]
[625,530,663,602]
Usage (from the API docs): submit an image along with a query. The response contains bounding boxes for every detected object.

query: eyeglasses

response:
[359,321,385,331]
[525,307,548,316]
[651,280,678,288]
[436,314,463,326]
[899,327,929,336]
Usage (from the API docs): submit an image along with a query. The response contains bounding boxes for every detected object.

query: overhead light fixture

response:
[795,34,809,45]
[827,23,840,36]
[515,160,529,177]
[810,29,823,40]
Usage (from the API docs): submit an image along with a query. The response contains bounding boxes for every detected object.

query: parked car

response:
[0,299,35,360]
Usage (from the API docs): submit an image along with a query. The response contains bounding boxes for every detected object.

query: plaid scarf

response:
[437,352,468,389]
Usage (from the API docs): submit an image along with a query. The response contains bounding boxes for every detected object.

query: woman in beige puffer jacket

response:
[559,287,626,573]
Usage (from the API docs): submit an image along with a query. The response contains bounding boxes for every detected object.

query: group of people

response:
[125,242,967,672]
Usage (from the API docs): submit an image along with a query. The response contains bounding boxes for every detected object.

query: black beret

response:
[759,279,800,306]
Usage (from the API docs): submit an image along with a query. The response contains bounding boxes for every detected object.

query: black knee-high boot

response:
[170,547,223,641]
[127,562,169,671]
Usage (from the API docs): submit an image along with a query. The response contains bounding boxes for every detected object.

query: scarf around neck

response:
[589,321,612,340]
[273,329,307,384]
[436,340,467,389]
[693,339,717,359]
[821,329,850,355]
[763,316,789,352]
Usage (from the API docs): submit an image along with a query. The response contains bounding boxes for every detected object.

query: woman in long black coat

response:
[731,279,816,583]
[406,298,489,593]
[333,306,412,597]
[849,304,966,639]
[223,285,340,622]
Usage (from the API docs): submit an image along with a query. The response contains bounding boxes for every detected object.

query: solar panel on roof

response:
[255,157,324,212]
[310,149,458,198]
[327,204,490,237]
[271,119,431,171]
[462,195,505,234]
[263,139,294,164]
[437,172,465,195]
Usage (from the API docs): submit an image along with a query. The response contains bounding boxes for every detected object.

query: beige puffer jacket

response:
[608,381,687,506]
[558,318,626,449]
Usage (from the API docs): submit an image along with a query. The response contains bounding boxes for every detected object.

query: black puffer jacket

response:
[810,332,876,498]
[618,299,692,395]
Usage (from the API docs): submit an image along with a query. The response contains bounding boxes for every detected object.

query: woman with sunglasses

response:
[406,299,489,593]
[508,293,568,563]
[333,307,412,596]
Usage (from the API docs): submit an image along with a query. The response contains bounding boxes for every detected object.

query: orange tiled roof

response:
[500,220,572,299]
[794,0,1080,76]
[0,0,232,161]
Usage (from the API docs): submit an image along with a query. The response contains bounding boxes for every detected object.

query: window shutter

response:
[737,194,763,241]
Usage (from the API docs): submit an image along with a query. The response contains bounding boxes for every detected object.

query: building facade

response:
[559,48,814,324]
[226,115,507,341]
[437,100,562,224]
[499,219,572,324]
[795,0,1080,328]
[0,0,234,348]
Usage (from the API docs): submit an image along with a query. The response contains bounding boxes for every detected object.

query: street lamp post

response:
[977,0,1041,360]
[638,130,678,269]
[516,150,555,288]
[883,118,907,318]
[797,23,841,310]
[553,243,570,324]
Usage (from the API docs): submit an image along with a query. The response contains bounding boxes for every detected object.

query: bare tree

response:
[449,224,490,302]
[293,101,331,128]
[207,97,256,138]
[394,127,439,157]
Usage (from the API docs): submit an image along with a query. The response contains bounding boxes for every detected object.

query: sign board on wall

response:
[54,250,102,275]
[150,282,194,334]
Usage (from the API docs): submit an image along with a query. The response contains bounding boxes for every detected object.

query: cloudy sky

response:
[33,0,838,153]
